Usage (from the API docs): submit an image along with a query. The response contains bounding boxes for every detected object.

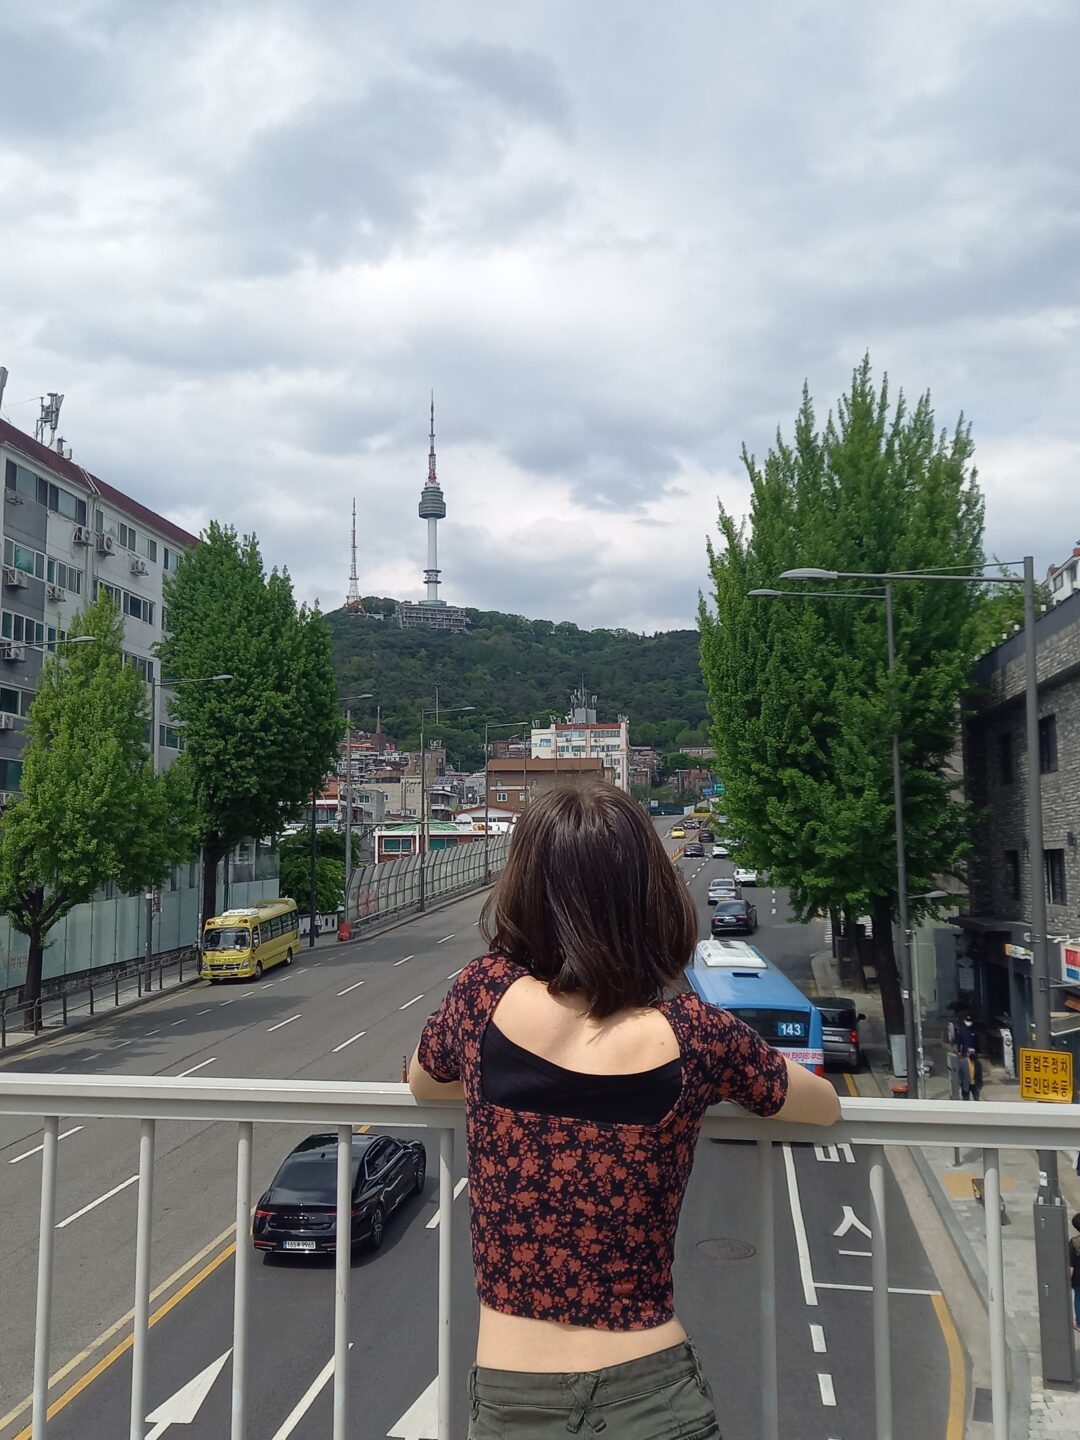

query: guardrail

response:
[345,834,512,930]
[2,1078,1076,1440]
[0,946,197,1048]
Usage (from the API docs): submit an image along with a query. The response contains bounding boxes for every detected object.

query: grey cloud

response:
[435,39,572,133]
[0,18,116,139]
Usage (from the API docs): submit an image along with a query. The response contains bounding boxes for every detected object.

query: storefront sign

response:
[1063,941,1080,986]
[1004,943,1033,961]
[1018,1047,1074,1103]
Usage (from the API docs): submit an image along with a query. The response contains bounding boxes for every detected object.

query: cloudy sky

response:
[1,0,1077,632]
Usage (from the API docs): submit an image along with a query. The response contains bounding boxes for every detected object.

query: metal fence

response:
[2,1078,1075,1440]
[345,835,512,930]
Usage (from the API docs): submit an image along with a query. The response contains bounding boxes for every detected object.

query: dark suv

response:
[710,899,757,935]
[816,997,865,1071]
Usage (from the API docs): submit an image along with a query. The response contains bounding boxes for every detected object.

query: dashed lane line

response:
[176,1058,217,1079]
[782,1143,818,1307]
[446,968,463,980]
[393,955,414,967]
[399,995,424,1010]
[817,1373,836,1407]
[56,1174,139,1229]
[267,1013,302,1033]
[425,1177,469,1228]
[169,1019,186,1027]
[9,1127,84,1165]
[337,980,365,997]
[436,934,455,944]
[810,1324,826,1354]
[332,1030,367,1054]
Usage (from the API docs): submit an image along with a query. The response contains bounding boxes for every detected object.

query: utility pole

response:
[884,584,919,1098]
[308,786,318,947]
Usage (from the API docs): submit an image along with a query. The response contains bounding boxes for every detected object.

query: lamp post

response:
[751,584,919,1095]
[417,703,474,911]
[339,694,374,924]
[780,557,1075,1384]
[145,672,233,965]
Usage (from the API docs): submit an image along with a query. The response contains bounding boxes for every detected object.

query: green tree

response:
[0,596,185,1021]
[700,358,985,1036]
[158,524,344,931]
[278,831,352,914]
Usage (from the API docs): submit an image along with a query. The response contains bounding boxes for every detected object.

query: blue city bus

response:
[687,939,825,1075]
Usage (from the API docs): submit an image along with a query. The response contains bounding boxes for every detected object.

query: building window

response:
[45,557,84,594]
[3,539,46,580]
[495,791,507,802]
[163,547,181,574]
[1,611,44,647]
[998,733,1013,785]
[158,724,185,751]
[0,757,24,790]
[1038,715,1058,774]
[0,687,31,717]
[1045,849,1067,906]
[1004,849,1021,901]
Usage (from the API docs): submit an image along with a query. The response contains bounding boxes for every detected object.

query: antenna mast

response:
[344,498,366,614]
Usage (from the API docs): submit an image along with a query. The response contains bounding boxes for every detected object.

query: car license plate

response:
[283,1240,316,1251]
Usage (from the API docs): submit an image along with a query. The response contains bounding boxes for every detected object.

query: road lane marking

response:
[817,1373,836,1407]
[113,1040,132,1049]
[393,955,414,966]
[269,1344,354,1440]
[9,1127,84,1164]
[144,1029,160,1036]
[332,1030,367,1053]
[169,1019,186,1027]
[932,1292,966,1440]
[176,1058,217,1079]
[843,1072,858,1097]
[446,968,463,979]
[810,1324,826,1353]
[425,1177,469,1228]
[389,1376,437,1438]
[218,998,236,1006]
[57,1174,139,1228]
[399,994,424,1010]
[267,1013,301,1032]
[197,1007,213,1015]
[815,1282,940,1295]
[79,1053,101,1063]
[436,934,455,944]
[833,1205,872,1239]
[782,1143,817,1307]
[7,1234,239,1440]
[337,980,365,996]
[838,1248,872,1257]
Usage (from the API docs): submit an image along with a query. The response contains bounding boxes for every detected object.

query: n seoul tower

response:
[418,392,446,604]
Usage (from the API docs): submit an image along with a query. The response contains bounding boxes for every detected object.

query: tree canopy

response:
[700,358,988,1034]
[158,523,343,928]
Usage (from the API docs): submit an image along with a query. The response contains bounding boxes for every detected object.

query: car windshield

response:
[819,1006,854,1025]
[270,1154,362,1203]
[716,901,748,914]
[203,928,250,951]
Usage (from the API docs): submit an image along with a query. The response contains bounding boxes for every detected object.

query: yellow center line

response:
[843,1071,859,1098]
[10,1241,237,1440]
[931,1292,966,1440]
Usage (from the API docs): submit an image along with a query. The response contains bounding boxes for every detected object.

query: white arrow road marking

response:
[388,1375,437,1439]
[269,1344,353,1440]
[144,1348,231,1438]
[833,1205,872,1240]
[813,1143,856,1163]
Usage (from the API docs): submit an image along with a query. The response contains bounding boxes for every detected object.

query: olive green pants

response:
[466,1339,721,1438]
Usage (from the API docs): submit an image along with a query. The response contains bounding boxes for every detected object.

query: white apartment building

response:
[1047,543,1080,606]
[1,415,198,793]
[530,718,631,791]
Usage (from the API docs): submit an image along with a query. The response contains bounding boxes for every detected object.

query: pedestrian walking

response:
[1069,1214,1080,1331]
[968,1048,984,1102]
[958,1047,972,1100]
[957,1015,977,1053]
[409,783,840,1439]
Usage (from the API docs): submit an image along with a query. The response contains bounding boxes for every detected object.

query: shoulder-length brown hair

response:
[480,783,698,1019]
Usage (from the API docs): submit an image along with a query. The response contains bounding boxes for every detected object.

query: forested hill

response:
[326,600,709,766]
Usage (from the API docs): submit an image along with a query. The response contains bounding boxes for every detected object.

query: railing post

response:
[31,1116,60,1439]
[89,981,95,1016]
[115,969,120,1007]
[983,1149,1008,1440]
[129,1118,156,1440]
[439,1127,454,1440]
[869,1143,891,1440]
[333,1124,351,1440]
[757,1139,778,1440]
[62,991,67,1025]
[231,1121,253,1440]
[1,1005,6,1048]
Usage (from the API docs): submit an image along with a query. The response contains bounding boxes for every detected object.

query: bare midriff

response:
[476,1304,688,1372]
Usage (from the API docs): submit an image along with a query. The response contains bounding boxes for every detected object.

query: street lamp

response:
[751,584,919,1096]
[781,556,1076,1384]
[339,694,374,924]
[417,703,475,911]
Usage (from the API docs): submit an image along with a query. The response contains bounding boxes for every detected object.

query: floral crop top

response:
[417,953,790,1330]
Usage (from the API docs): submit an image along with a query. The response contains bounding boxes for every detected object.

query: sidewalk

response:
[811,948,1080,1439]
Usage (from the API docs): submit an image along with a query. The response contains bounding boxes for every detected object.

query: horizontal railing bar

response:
[1,1076,1078,1147]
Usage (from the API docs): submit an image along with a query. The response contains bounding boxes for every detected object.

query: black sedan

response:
[683,841,705,857]
[711,899,757,935]
[253,1131,426,1256]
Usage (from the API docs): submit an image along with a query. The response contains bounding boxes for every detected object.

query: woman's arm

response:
[407,1044,465,1103]
[771,1059,842,1126]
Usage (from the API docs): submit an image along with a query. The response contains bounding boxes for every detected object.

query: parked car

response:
[711,899,757,935]
[253,1131,426,1255]
[733,866,759,886]
[684,841,704,857]
[707,877,740,905]
[816,997,865,1071]
[711,843,729,858]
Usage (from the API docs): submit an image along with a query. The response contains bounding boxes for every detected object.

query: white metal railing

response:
[2,1077,1079,1440]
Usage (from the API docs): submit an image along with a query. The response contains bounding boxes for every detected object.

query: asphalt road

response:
[0,825,955,1440]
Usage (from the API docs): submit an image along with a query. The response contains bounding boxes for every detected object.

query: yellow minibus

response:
[201,898,300,981]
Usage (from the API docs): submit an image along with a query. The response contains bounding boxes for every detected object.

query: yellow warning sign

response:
[1018,1047,1074,1103]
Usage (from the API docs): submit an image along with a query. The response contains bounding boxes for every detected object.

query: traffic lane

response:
[33,1138,479,1440]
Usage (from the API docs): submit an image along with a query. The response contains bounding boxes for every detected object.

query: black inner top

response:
[481,1022,683,1124]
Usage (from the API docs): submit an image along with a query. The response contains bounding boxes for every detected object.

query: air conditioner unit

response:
[73,525,92,546]
[46,582,66,602]
[0,642,26,662]
[130,557,148,576]
[2,566,27,588]
[96,533,115,556]
[0,791,17,809]
[4,487,22,504]
[0,713,15,731]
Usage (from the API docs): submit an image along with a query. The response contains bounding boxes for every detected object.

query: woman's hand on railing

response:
[772,1059,842,1126]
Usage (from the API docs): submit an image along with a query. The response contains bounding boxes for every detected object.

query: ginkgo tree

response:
[0,595,188,1023]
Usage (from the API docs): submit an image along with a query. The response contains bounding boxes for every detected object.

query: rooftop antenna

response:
[35,392,64,448]
[344,498,366,614]
[0,367,8,413]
